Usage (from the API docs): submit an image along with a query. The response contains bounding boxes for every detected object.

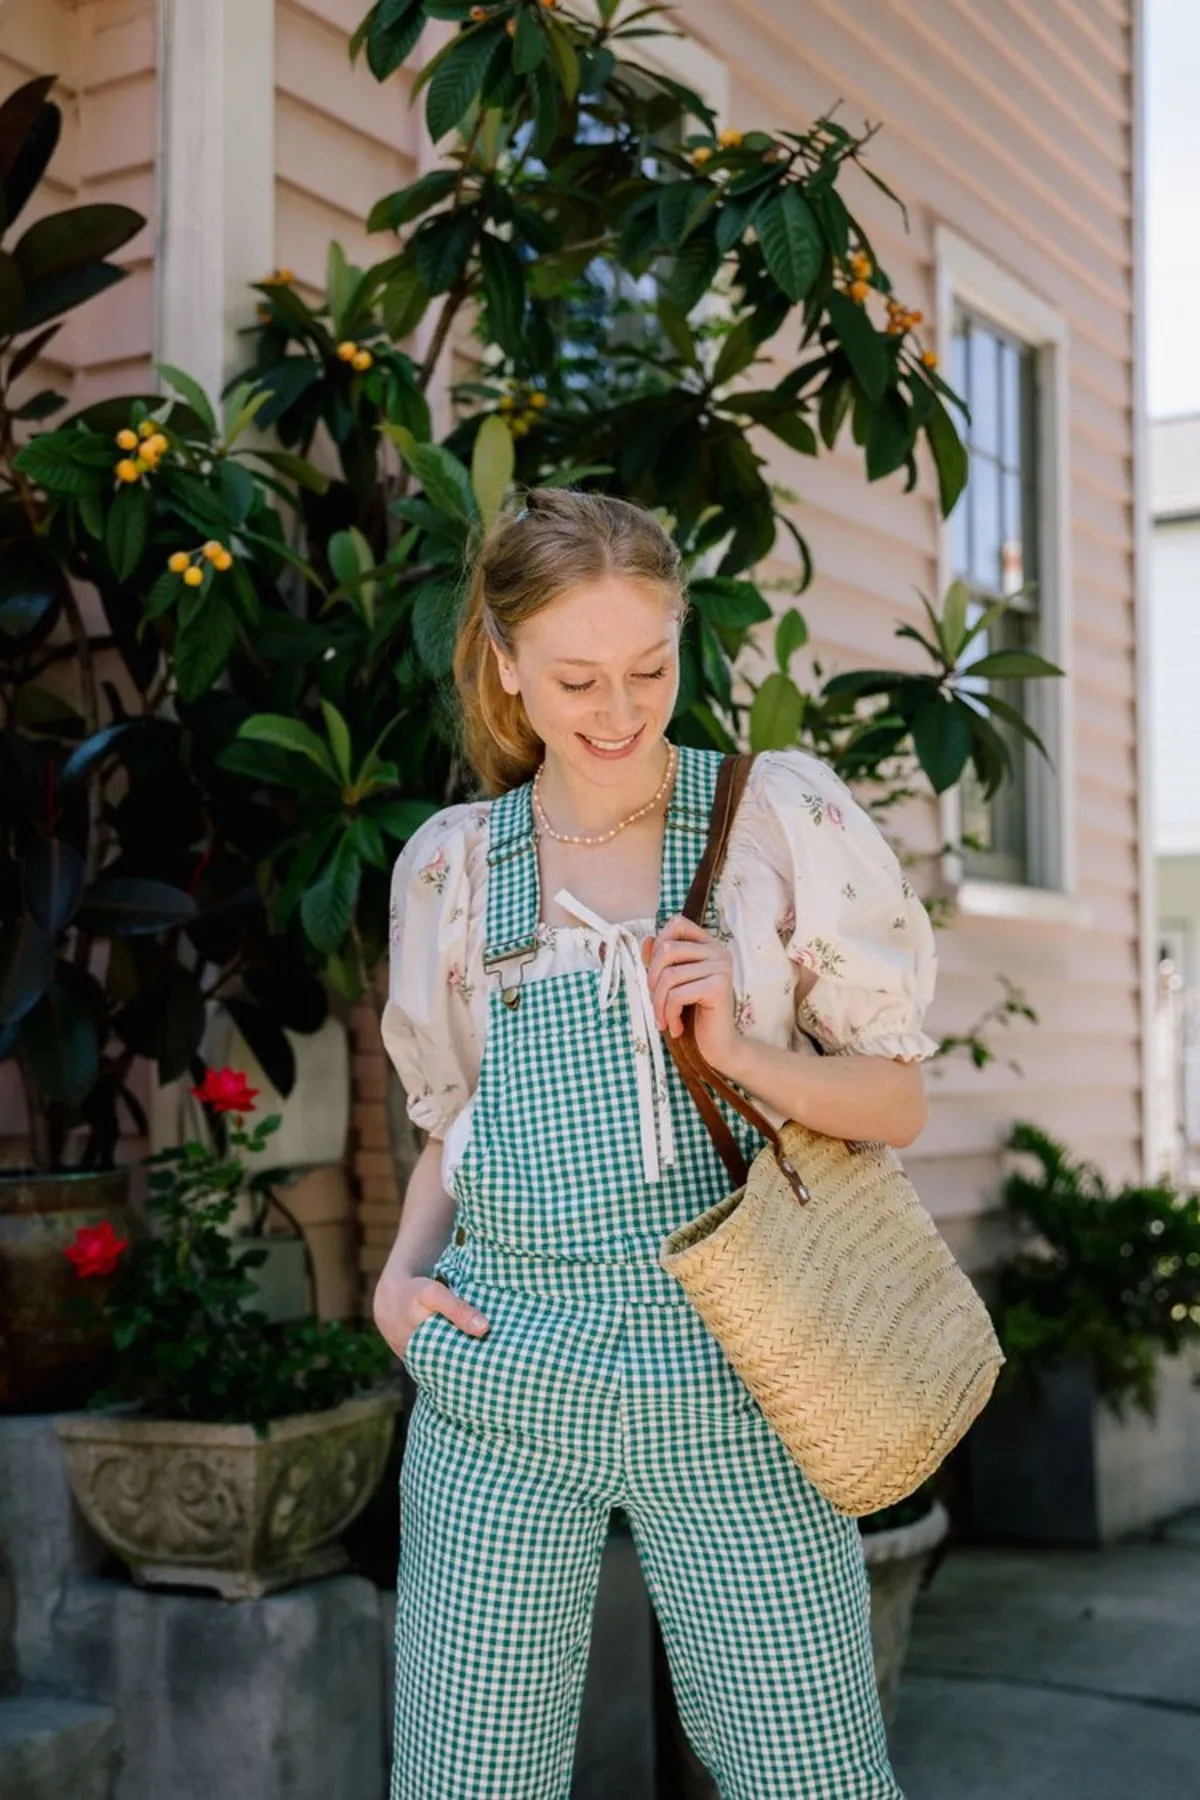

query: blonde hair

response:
[452,488,687,795]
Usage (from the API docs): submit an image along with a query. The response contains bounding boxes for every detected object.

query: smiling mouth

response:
[580,730,642,751]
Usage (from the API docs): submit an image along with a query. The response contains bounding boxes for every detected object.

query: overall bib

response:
[392,745,902,1800]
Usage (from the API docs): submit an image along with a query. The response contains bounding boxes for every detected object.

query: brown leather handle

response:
[664,753,811,1205]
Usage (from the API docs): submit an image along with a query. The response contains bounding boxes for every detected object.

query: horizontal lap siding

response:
[686,0,1140,1253]
[275,0,420,291]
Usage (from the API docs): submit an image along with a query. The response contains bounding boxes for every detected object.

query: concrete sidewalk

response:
[887,1512,1200,1800]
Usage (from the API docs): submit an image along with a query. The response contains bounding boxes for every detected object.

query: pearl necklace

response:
[532,741,678,846]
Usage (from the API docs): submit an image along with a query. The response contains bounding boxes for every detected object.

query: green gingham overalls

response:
[392,744,902,1800]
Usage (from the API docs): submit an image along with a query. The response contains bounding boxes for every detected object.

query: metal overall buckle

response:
[483,941,539,1010]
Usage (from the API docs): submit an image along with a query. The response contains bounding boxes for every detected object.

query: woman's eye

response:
[559,667,668,694]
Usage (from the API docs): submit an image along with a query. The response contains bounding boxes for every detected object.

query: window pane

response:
[1001,468,1026,597]
[969,326,1000,458]
[970,457,1002,594]
[1000,337,1022,470]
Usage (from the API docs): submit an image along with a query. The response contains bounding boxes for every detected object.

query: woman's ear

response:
[488,634,520,697]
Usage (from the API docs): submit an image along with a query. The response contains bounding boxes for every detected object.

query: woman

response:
[375,489,936,1800]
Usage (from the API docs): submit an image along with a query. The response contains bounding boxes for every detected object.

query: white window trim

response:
[934,226,1077,919]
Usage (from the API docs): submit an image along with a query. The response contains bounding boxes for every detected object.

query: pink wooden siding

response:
[680,0,1141,1263]
[274,0,422,294]
[1,0,157,406]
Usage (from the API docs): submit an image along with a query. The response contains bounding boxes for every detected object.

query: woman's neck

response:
[535,738,675,839]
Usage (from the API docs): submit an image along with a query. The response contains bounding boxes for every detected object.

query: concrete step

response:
[0,1691,117,1800]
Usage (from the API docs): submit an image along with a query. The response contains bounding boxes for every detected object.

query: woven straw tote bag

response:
[658,752,1004,1517]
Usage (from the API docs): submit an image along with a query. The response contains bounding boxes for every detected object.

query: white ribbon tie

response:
[553,887,676,1185]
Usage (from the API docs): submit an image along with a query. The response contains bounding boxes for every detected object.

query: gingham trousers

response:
[391,746,902,1800]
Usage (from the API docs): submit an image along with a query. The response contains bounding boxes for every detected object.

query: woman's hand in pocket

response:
[372,1272,490,1361]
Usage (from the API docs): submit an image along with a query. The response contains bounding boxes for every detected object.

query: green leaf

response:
[664,223,722,315]
[244,448,329,495]
[0,82,60,229]
[757,186,822,302]
[327,526,377,625]
[964,649,1064,681]
[816,372,852,450]
[320,700,353,784]
[688,576,773,631]
[657,296,699,367]
[412,575,463,677]
[760,409,818,455]
[13,204,142,284]
[826,290,888,402]
[865,390,912,482]
[7,321,63,383]
[105,479,151,581]
[543,19,580,101]
[326,240,353,335]
[236,715,340,782]
[471,412,515,526]
[427,27,503,142]
[479,231,526,356]
[912,693,973,793]
[369,169,458,232]
[175,598,238,699]
[153,362,217,436]
[366,0,424,80]
[711,316,759,387]
[74,877,198,937]
[513,9,547,73]
[17,261,125,333]
[21,835,85,936]
[940,579,971,661]
[60,721,137,785]
[380,258,429,338]
[371,798,440,840]
[300,835,362,956]
[963,688,1051,761]
[749,671,805,750]
[389,427,478,522]
[775,607,808,671]
[415,210,477,295]
[13,435,107,496]
[0,916,55,1027]
[925,393,968,517]
[21,973,98,1108]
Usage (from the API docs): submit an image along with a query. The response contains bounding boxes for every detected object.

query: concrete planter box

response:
[56,1389,401,1599]
[965,1351,1200,1545]
[861,1500,950,1728]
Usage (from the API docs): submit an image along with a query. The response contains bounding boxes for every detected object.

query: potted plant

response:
[965,1122,1200,1544]
[55,1068,400,1599]
[858,1483,950,1727]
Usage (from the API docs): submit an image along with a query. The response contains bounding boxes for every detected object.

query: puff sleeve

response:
[380,804,488,1139]
[753,750,939,1063]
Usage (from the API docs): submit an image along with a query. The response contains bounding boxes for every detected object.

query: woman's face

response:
[491,574,681,784]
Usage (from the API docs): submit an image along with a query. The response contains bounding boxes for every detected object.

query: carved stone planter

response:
[55,1388,402,1600]
[861,1499,949,1728]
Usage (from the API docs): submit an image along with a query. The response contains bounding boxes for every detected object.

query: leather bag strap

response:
[665,753,810,1205]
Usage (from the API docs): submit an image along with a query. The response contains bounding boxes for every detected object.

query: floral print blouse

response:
[382,749,938,1186]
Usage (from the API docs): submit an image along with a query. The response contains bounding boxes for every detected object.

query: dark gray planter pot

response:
[966,1351,1200,1545]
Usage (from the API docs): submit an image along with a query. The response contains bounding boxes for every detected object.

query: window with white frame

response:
[937,229,1072,898]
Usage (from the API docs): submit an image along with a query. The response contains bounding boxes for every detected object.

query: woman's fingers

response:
[420,1277,489,1338]
[659,970,727,1035]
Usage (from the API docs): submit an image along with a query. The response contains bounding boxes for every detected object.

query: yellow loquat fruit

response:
[214,549,234,573]
[144,434,168,459]
[690,145,714,167]
[906,309,924,326]
[168,552,191,575]
[505,17,517,34]
[138,420,157,440]
[337,341,358,362]
[115,460,141,484]
[352,350,373,371]
[497,394,516,412]
[529,392,548,409]
[718,128,743,149]
[183,565,204,588]
[202,541,224,563]
[921,349,938,369]
[116,428,139,451]
[848,280,870,303]
[469,4,489,16]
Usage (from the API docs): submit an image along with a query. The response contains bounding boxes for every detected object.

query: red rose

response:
[190,1067,259,1115]
[64,1220,129,1280]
